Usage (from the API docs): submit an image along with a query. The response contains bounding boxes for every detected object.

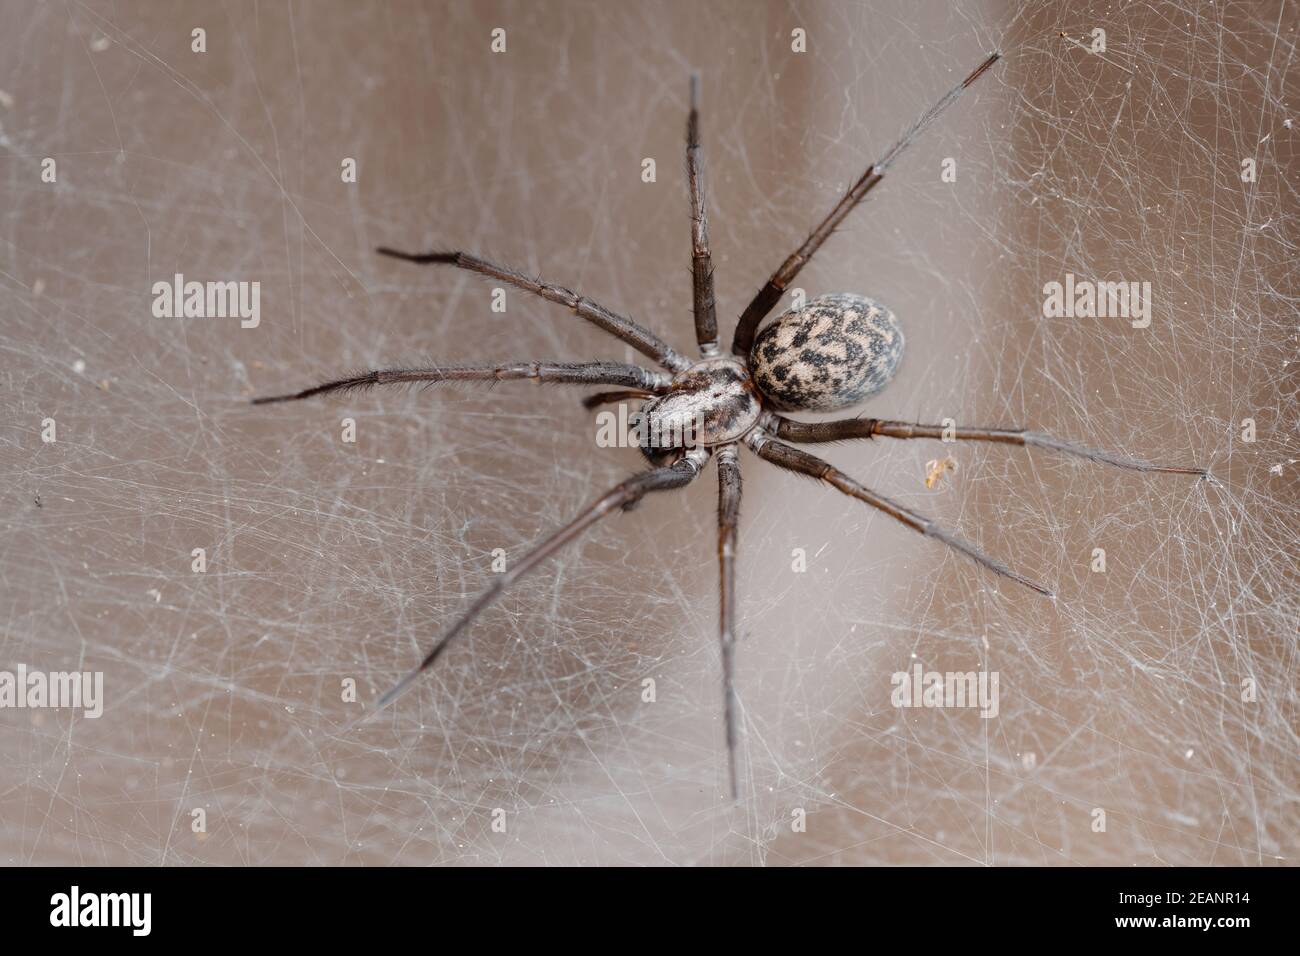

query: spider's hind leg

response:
[730,52,1001,356]
[748,429,1054,597]
[769,415,1208,477]
[371,447,711,712]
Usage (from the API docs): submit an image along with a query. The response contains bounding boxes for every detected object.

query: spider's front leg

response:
[746,429,1054,597]
[376,247,691,372]
[686,73,719,356]
[768,415,1208,477]
[251,361,670,405]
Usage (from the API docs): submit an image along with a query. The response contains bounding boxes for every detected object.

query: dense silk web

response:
[1,1,1294,865]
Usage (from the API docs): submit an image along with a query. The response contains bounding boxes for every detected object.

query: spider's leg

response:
[251,361,670,405]
[371,447,711,713]
[687,74,719,356]
[769,415,1208,477]
[730,52,1000,357]
[715,443,743,801]
[746,430,1053,597]
[376,247,691,372]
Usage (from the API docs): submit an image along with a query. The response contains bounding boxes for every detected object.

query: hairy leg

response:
[373,447,712,712]
[377,247,689,371]
[769,415,1207,477]
[747,430,1052,596]
[252,361,670,405]
[715,443,742,799]
[730,53,1000,356]
[687,74,719,355]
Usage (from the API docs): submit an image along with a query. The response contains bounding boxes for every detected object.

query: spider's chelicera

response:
[255,53,1206,799]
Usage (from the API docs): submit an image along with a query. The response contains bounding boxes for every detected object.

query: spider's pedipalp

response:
[369,447,711,715]
[377,246,691,371]
[580,389,658,410]
[747,430,1054,597]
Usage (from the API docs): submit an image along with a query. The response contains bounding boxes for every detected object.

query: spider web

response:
[1,0,1295,866]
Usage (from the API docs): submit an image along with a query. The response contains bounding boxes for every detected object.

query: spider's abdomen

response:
[749,293,904,412]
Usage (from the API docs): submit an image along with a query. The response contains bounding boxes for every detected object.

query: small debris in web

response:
[924,456,959,490]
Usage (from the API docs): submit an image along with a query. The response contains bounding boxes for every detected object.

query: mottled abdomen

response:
[749,293,904,411]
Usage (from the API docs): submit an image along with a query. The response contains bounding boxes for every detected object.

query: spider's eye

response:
[749,293,904,412]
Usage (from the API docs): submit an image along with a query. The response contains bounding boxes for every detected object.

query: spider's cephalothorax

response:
[634,356,762,449]
[749,293,904,412]
[255,52,1206,801]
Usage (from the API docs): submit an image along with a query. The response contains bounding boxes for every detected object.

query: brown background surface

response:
[1,0,1295,865]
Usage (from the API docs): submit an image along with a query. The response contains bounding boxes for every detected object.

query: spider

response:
[254,53,1206,798]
